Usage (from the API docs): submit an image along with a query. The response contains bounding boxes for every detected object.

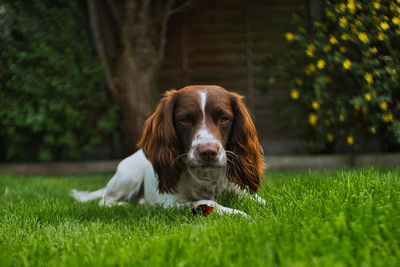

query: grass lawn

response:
[0,168,399,266]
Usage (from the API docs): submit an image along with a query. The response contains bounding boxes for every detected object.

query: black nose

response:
[197,143,219,161]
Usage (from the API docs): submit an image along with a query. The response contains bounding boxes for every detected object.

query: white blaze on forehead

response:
[187,90,226,164]
[193,90,215,145]
[198,90,207,123]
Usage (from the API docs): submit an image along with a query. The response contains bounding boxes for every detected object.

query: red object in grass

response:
[192,204,214,216]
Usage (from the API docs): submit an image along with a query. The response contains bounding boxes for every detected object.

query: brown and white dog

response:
[71,85,266,216]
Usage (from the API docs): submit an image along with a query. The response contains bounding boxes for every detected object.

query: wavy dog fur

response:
[226,92,265,193]
[71,85,266,216]
[138,88,265,194]
[137,90,184,194]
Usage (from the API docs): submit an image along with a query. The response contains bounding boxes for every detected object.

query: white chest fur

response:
[177,167,229,201]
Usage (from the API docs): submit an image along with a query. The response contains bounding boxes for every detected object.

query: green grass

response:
[0,168,399,266]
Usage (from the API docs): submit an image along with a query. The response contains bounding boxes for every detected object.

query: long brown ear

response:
[226,92,266,193]
[137,89,184,194]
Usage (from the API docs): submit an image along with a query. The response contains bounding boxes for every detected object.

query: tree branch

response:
[169,0,194,15]
[156,0,194,66]
[87,0,118,98]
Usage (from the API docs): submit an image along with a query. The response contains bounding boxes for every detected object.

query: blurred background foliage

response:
[1,0,399,162]
[0,0,117,162]
[268,0,400,153]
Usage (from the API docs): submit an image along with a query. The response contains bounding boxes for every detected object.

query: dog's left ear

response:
[137,89,184,194]
[226,92,266,193]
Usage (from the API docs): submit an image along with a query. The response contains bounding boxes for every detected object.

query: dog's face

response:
[173,86,233,167]
[138,85,265,194]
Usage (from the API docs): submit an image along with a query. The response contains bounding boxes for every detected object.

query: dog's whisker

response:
[173,153,188,165]
[226,158,234,165]
[226,150,240,162]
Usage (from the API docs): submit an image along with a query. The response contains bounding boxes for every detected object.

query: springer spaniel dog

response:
[71,85,266,216]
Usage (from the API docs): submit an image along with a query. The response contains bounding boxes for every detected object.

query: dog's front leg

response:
[178,200,248,217]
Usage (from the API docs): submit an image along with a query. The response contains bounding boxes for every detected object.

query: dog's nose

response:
[197,143,219,161]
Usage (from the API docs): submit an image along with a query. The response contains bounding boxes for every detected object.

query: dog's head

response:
[138,85,265,194]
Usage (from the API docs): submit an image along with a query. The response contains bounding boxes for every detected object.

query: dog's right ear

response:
[137,89,184,194]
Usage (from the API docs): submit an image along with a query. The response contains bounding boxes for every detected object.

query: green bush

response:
[270,0,400,153]
[0,0,117,161]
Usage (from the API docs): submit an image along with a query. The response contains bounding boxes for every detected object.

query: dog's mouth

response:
[185,158,227,168]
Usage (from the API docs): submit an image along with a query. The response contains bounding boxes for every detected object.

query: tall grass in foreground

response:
[0,168,399,266]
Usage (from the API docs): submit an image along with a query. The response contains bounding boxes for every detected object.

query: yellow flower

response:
[306,44,315,57]
[309,113,318,126]
[358,32,369,43]
[339,114,345,121]
[339,3,346,12]
[329,35,338,44]
[285,32,295,41]
[339,17,348,27]
[341,33,349,40]
[343,59,352,70]
[379,101,388,111]
[290,89,300,100]
[317,59,326,69]
[339,46,347,53]
[305,63,316,75]
[347,136,354,145]
[393,17,400,25]
[353,103,360,111]
[312,101,320,110]
[378,32,385,40]
[323,44,332,52]
[326,133,334,143]
[380,22,390,30]
[382,113,394,123]
[295,78,303,86]
[370,47,378,54]
[370,127,376,134]
[306,43,316,57]
[365,73,373,84]
[364,93,372,102]
[362,106,368,114]
[373,2,380,9]
[326,10,336,20]
[347,2,356,13]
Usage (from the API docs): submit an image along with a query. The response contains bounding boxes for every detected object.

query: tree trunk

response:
[87,0,191,154]
[114,50,155,150]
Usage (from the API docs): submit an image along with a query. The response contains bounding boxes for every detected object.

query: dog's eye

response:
[219,115,231,124]
[179,117,191,125]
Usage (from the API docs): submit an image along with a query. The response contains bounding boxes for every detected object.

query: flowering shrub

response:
[277,0,400,152]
